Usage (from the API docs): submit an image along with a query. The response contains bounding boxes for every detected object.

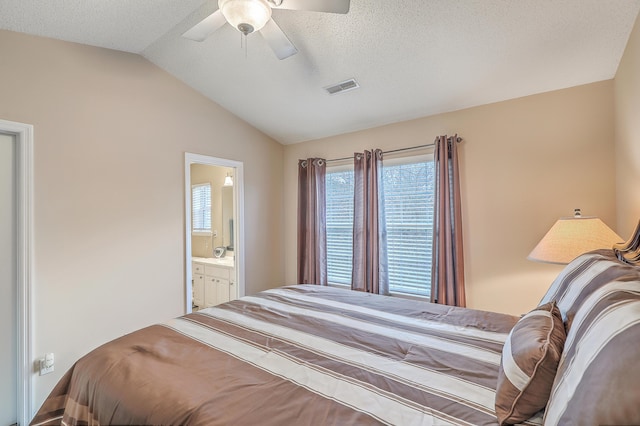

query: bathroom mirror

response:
[189,164,234,259]
[222,185,233,251]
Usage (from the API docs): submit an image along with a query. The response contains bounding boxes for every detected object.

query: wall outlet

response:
[39,353,54,376]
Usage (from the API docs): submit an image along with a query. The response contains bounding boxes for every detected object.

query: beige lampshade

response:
[528,215,623,264]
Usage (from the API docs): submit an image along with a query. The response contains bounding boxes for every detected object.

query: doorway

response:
[1,132,17,425]
[184,153,244,313]
[0,119,33,426]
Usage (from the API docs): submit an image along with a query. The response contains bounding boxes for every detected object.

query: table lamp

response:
[528,209,623,265]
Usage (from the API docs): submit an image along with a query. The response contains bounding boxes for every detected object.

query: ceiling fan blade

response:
[270,0,350,14]
[182,10,227,42]
[260,19,298,60]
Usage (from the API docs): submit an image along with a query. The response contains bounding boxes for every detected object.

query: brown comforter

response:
[31,285,536,425]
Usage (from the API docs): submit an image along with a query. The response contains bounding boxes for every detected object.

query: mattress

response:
[31,284,538,425]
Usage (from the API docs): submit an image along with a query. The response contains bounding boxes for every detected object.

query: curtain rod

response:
[325,136,462,163]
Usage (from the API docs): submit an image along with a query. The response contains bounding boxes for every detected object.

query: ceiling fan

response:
[182,0,350,60]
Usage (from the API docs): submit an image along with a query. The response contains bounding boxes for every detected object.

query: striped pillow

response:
[495,302,565,425]
[539,249,639,331]
[543,277,640,425]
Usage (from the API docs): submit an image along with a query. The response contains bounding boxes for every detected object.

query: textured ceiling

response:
[1,0,639,144]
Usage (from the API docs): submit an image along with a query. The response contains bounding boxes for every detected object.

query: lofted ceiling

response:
[1,0,639,144]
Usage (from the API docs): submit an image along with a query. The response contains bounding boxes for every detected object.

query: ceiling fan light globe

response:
[218,0,272,34]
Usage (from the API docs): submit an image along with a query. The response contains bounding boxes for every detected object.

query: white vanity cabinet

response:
[193,273,205,308]
[192,259,235,309]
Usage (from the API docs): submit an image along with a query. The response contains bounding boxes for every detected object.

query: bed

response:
[31,249,640,426]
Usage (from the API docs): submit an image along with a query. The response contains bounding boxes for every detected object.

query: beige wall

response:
[0,30,284,409]
[614,12,640,237]
[284,81,617,316]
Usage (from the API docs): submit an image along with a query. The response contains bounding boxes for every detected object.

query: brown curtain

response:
[352,149,389,294]
[297,158,328,285]
[431,135,466,307]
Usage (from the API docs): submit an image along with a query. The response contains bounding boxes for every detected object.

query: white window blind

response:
[383,159,434,297]
[325,170,354,285]
[325,156,434,298]
[192,183,212,234]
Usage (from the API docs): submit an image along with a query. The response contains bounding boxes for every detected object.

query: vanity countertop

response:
[192,256,235,268]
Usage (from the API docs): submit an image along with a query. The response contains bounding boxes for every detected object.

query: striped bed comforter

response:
[32,285,538,426]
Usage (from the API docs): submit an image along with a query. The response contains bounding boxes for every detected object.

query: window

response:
[192,183,212,235]
[325,155,435,297]
[382,157,435,297]
[326,169,354,285]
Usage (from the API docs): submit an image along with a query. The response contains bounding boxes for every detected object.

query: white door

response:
[0,132,17,425]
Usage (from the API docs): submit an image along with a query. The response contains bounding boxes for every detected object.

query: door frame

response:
[184,153,245,312]
[0,119,34,425]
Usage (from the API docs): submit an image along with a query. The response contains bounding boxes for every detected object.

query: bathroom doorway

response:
[184,153,244,313]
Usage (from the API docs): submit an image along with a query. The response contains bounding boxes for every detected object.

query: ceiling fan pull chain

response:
[241,33,247,59]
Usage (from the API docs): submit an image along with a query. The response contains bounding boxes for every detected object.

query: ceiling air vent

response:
[324,78,360,95]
